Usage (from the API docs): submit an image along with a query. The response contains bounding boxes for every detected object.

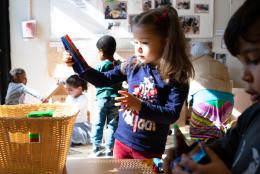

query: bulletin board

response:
[50,0,214,39]
[172,0,214,38]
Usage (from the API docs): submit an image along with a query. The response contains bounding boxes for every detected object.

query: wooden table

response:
[63,158,155,174]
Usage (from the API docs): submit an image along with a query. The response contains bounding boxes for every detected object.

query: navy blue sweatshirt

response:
[80,57,189,153]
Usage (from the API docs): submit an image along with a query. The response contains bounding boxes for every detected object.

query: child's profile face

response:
[132,25,166,65]
[66,85,83,98]
[237,22,260,102]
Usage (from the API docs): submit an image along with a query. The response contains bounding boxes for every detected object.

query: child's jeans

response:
[91,97,118,151]
[113,140,162,159]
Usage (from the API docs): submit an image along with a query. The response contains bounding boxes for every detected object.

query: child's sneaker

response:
[104,149,113,157]
[92,147,103,157]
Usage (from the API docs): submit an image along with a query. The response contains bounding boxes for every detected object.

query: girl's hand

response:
[172,147,231,174]
[163,148,177,174]
[62,51,89,74]
[115,90,142,112]
[62,51,74,67]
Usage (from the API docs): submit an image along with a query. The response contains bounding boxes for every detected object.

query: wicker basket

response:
[0,104,78,174]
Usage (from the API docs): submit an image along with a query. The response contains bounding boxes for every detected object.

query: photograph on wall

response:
[179,15,200,35]
[107,21,121,30]
[154,0,173,8]
[194,3,209,13]
[104,1,127,19]
[142,0,152,12]
[213,53,227,65]
[128,14,137,32]
[22,20,37,39]
[176,0,190,10]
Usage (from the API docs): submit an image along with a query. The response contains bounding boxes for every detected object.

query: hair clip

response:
[155,10,168,23]
[162,10,168,18]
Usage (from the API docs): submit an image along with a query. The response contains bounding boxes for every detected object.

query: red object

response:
[30,138,40,143]
[113,140,162,159]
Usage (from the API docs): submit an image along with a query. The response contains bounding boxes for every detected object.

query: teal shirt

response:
[95,60,121,99]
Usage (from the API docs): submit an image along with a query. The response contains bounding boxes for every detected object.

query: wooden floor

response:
[67,126,190,159]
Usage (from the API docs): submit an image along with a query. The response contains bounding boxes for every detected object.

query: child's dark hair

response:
[132,6,194,84]
[224,0,260,56]
[96,35,116,58]
[66,74,88,91]
[9,68,26,82]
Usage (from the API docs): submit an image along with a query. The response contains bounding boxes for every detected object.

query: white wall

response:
[9,0,246,103]
[10,0,56,102]
[212,0,245,87]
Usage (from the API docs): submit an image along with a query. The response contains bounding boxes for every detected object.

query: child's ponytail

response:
[159,6,194,84]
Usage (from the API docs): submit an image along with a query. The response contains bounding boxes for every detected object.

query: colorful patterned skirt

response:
[190,89,234,142]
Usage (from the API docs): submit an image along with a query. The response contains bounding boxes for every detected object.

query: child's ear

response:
[98,49,104,55]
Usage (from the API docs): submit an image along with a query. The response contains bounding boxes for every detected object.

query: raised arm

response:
[79,65,126,87]
[63,52,127,87]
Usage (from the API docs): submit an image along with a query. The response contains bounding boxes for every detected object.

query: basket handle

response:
[9,132,40,143]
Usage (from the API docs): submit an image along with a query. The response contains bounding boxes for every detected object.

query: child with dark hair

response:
[92,35,121,157]
[96,35,117,59]
[65,74,91,145]
[5,68,47,105]
[64,6,194,159]
[168,0,260,173]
